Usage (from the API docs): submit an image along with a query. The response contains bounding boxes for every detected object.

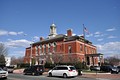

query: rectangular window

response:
[48,43,51,53]
[36,45,39,55]
[85,46,87,54]
[68,46,72,53]
[80,44,83,51]
[53,42,57,52]
[48,47,50,53]
[39,45,42,54]
[44,45,46,53]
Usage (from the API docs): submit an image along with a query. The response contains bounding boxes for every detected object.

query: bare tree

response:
[104,56,120,65]
[11,56,24,65]
[0,43,8,56]
[0,43,8,66]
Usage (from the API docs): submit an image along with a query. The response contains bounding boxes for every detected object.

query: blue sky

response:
[0,0,120,58]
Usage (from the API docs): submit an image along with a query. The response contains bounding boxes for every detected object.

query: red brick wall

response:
[24,39,98,65]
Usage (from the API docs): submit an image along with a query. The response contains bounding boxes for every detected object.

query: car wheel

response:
[116,71,119,74]
[63,73,67,78]
[32,72,35,76]
[4,77,7,79]
[40,73,43,75]
[49,73,52,77]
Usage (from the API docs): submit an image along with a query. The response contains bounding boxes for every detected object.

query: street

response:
[5,73,120,80]
[7,73,92,80]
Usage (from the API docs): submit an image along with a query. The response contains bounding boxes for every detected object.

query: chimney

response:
[40,37,44,41]
[67,29,72,37]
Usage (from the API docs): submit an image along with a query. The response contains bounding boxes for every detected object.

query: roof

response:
[33,34,66,45]
[32,34,95,47]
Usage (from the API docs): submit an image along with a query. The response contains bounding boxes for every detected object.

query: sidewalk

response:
[13,69,24,74]
[81,72,120,79]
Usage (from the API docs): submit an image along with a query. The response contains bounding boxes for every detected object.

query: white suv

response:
[0,68,8,79]
[48,65,78,78]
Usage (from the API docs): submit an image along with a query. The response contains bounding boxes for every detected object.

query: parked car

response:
[7,66,14,73]
[100,65,119,74]
[90,66,100,71]
[48,65,78,78]
[0,67,8,79]
[23,65,44,76]
[117,66,120,72]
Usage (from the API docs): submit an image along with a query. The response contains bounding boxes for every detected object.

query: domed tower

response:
[48,23,57,38]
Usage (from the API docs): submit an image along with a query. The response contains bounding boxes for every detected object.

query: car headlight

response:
[112,69,116,71]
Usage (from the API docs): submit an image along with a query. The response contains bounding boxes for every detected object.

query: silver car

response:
[0,68,8,79]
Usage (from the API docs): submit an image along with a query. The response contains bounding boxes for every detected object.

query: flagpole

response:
[83,24,86,66]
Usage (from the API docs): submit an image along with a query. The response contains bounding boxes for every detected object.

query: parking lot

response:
[6,73,120,80]
[5,69,119,80]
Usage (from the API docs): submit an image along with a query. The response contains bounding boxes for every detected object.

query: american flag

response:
[84,27,89,34]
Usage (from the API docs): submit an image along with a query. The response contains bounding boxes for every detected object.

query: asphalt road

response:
[5,73,120,80]
[6,73,94,80]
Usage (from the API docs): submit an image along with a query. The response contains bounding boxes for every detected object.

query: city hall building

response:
[24,24,103,66]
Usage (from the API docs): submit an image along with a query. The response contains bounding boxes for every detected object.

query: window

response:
[36,45,39,55]
[91,48,94,54]
[80,44,83,51]
[48,43,51,52]
[53,42,57,52]
[85,46,87,54]
[60,45,61,51]
[57,67,68,70]
[44,44,46,53]
[39,45,42,53]
[70,67,76,70]
[68,46,72,53]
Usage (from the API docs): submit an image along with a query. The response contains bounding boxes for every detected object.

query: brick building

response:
[24,24,103,66]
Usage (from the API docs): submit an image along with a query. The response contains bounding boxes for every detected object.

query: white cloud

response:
[97,38,103,41]
[94,31,102,37]
[18,31,24,35]
[106,28,116,31]
[8,50,25,57]
[94,35,101,37]
[0,29,26,36]
[8,31,17,35]
[5,39,31,48]
[108,36,117,39]
[95,31,101,35]
[0,30,8,36]
[94,32,106,38]
[33,36,39,41]
[95,42,120,57]
[86,33,93,37]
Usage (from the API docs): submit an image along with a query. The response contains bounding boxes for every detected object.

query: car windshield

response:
[0,68,4,71]
[70,67,76,70]
[117,66,120,68]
